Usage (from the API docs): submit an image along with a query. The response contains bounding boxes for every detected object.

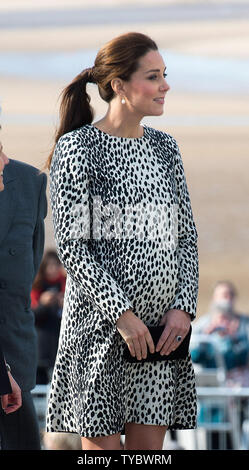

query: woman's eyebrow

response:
[144,66,167,74]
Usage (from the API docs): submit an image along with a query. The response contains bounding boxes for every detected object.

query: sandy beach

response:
[1,1,248,316]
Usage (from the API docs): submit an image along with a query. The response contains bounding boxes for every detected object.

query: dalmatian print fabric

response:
[46,124,199,437]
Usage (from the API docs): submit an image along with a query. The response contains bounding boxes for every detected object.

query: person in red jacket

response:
[31,250,66,384]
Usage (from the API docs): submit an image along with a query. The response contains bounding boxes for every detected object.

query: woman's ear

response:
[110,78,125,99]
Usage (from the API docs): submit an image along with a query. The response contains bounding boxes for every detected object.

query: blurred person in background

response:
[192,281,249,386]
[191,281,249,449]
[0,135,47,449]
[31,250,66,384]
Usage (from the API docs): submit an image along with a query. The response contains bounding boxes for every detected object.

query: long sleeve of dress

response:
[50,133,133,325]
[168,140,199,319]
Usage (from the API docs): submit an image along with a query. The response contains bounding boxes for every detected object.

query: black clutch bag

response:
[123,325,192,363]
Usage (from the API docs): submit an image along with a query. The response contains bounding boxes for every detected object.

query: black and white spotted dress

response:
[46,124,199,437]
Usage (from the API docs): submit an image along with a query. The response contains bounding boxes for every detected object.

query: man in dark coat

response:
[0,150,22,414]
[0,143,47,449]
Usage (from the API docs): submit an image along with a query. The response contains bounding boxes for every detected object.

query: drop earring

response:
[121,98,126,104]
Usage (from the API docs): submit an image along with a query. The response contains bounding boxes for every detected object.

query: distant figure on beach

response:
[192,280,249,386]
[31,249,66,384]
[46,32,199,450]
[0,138,47,449]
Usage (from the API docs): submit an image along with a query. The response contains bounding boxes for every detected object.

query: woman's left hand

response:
[156,309,191,356]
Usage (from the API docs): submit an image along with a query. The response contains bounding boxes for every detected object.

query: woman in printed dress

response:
[46,32,199,450]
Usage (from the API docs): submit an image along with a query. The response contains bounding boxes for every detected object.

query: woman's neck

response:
[94,101,144,139]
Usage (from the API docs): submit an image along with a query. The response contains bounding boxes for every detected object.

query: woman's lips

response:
[154,98,165,104]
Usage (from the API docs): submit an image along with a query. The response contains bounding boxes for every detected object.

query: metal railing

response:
[196,386,249,449]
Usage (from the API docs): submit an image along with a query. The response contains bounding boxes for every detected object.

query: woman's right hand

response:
[116,309,155,360]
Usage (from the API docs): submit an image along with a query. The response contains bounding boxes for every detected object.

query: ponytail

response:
[46,32,159,170]
[45,67,95,169]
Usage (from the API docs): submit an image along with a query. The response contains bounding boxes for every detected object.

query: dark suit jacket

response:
[0,159,47,391]
[0,343,11,395]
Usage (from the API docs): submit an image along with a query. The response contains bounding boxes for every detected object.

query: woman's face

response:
[0,142,9,191]
[122,50,170,119]
[45,258,61,280]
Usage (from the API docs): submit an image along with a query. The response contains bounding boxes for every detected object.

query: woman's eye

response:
[148,73,168,80]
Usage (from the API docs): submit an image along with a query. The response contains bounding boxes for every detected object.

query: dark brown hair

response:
[32,249,62,290]
[45,32,158,169]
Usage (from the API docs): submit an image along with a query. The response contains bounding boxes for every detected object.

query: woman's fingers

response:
[158,329,179,356]
[131,337,141,359]
[156,326,187,356]
[156,309,191,356]
[118,309,191,360]
[140,333,151,359]
[145,330,155,355]
[117,310,155,361]
[126,329,155,360]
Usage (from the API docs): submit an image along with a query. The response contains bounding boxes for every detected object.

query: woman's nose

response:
[160,80,170,92]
